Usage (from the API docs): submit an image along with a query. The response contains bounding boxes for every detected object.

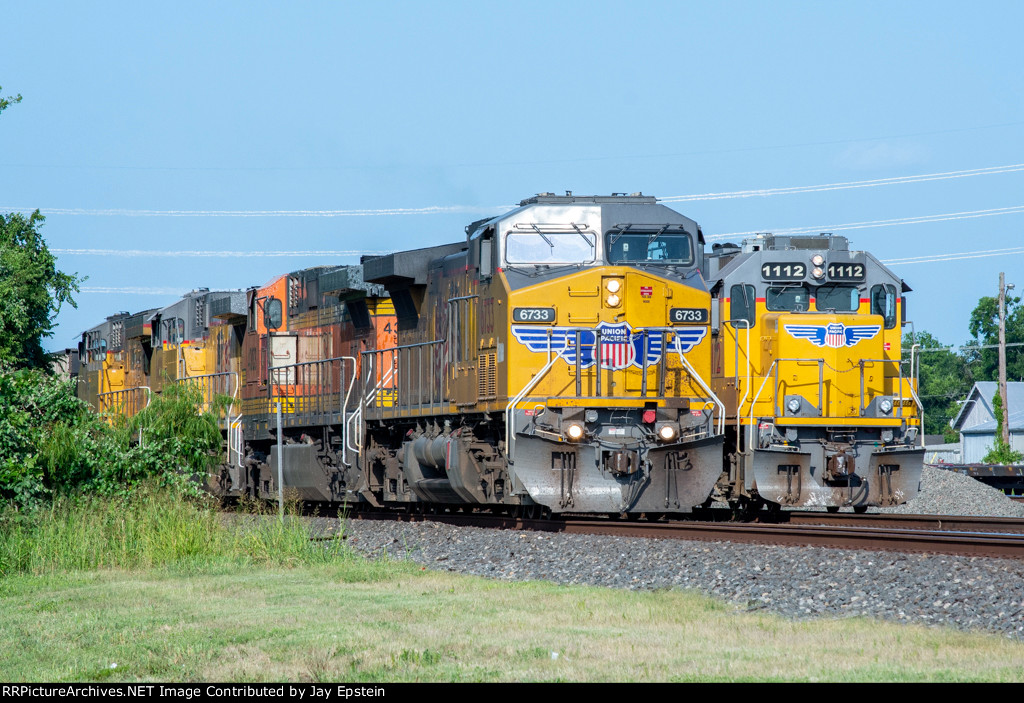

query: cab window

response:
[871,284,898,329]
[729,284,756,326]
[766,285,811,312]
[815,284,858,312]
[505,229,596,265]
[265,298,283,330]
[606,230,693,265]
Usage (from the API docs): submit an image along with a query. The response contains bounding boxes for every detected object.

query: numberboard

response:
[669,308,709,324]
[512,307,556,323]
[826,262,865,281]
[761,262,806,281]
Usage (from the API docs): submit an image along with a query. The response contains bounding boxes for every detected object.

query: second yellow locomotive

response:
[706,234,924,512]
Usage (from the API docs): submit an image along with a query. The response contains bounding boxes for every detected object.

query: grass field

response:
[2,493,1023,682]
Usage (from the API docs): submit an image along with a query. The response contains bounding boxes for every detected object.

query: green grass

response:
[2,491,1024,682]
[0,490,349,575]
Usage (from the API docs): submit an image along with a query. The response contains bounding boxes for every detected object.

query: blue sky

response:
[2,1,1022,351]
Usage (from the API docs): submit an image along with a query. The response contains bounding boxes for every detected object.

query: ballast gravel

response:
[338,466,1024,640]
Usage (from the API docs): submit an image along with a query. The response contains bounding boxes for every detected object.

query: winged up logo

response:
[784,323,881,348]
[511,321,707,370]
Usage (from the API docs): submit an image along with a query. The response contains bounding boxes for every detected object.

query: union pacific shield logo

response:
[592,322,635,370]
[784,323,881,348]
[511,322,707,369]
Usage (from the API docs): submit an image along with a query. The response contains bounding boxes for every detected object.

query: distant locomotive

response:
[76,194,924,516]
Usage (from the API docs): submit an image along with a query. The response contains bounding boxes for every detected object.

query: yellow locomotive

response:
[76,195,925,517]
[705,234,924,512]
[357,193,724,516]
[78,290,244,420]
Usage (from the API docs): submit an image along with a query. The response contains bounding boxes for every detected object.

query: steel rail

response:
[341,509,1024,559]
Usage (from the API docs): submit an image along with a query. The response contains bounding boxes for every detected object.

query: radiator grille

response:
[477,351,497,399]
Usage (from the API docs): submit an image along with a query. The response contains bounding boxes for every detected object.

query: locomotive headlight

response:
[606,279,622,293]
[606,293,621,308]
[565,423,585,441]
[656,422,678,442]
[811,254,825,267]
[879,398,893,414]
[787,398,802,414]
[812,267,825,279]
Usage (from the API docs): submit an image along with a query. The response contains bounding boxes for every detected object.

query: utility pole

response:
[998,272,1012,446]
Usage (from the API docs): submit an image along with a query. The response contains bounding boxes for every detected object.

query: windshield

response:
[606,231,693,265]
[766,285,811,312]
[504,230,596,265]
[815,284,859,312]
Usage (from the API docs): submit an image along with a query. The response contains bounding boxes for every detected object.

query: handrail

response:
[268,354,357,411]
[909,343,925,447]
[361,340,444,415]
[745,354,923,454]
[724,319,752,420]
[98,386,152,416]
[447,294,479,366]
[228,414,244,466]
[672,336,725,435]
[339,356,358,464]
[771,357,825,417]
[174,371,240,428]
[505,342,570,464]
[856,357,906,417]
[747,359,780,455]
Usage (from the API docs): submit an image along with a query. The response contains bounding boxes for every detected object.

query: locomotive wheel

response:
[853,505,869,514]
[826,506,840,513]
[523,505,539,520]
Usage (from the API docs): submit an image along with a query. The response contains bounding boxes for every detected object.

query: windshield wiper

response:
[569,222,593,246]
[527,223,555,250]
[609,224,632,246]
[647,224,670,247]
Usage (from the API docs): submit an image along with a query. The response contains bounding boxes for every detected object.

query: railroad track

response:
[341,508,1024,560]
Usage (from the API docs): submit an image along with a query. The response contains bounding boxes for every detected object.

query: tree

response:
[0,211,81,369]
[982,391,1024,464]
[0,85,22,116]
[966,293,1024,382]
[904,330,974,441]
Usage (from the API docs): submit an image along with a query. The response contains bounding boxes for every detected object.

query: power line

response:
[881,246,1024,266]
[661,163,1024,203]
[914,343,1024,353]
[707,205,1024,240]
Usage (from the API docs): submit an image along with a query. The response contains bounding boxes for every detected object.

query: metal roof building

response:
[950,382,1024,463]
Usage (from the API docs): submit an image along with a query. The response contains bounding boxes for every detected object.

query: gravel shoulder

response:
[340,466,1024,640]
